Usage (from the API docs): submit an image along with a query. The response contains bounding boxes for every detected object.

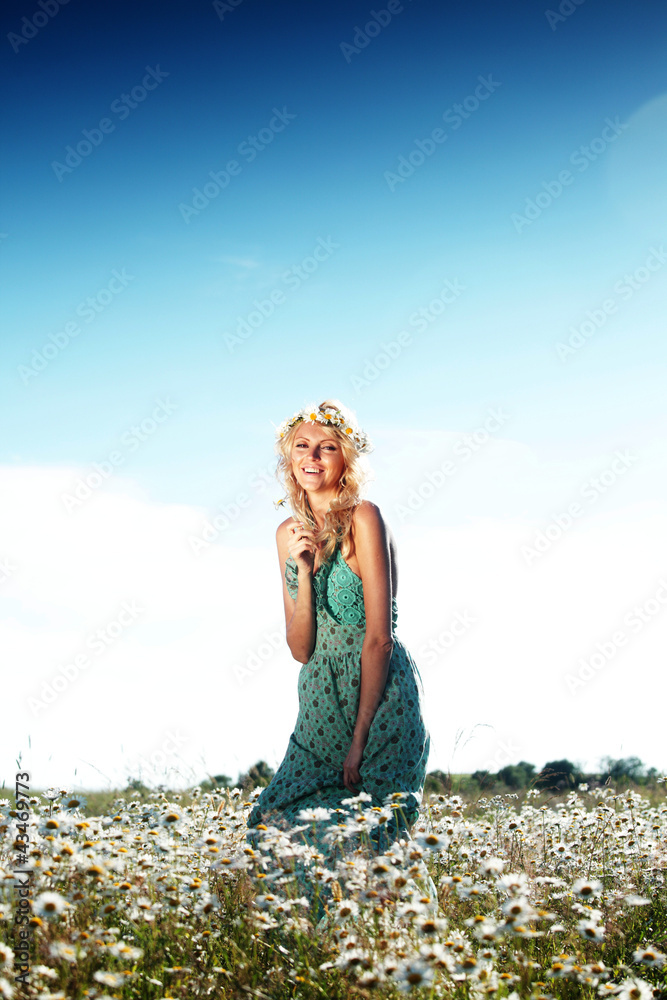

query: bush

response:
[199,773,232,792]
[497,760,536,789]
[238,761,275,791]
[599,756,646,784]
[537,758,583,790]
[424,770,452,795]
[471,769,492,788]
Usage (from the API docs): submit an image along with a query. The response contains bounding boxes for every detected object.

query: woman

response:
[247,400,429,842]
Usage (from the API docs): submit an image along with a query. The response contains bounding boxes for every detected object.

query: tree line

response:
[192,755,661,796]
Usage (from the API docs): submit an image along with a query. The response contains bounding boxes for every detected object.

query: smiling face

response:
[290,421,347,499]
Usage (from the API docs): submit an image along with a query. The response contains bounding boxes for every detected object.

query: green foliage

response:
[424,769,452,795]
[125,777,150,796]
[538,758,583,789]
[599,755,646,784]
[237,759,275,790]
[496,760,536,788]
[199,773,232,792]
[471,768,492,787]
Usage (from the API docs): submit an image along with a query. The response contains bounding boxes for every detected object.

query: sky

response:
[1,0,666,792]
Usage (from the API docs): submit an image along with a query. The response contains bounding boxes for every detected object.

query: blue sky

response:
[2,0,666,789]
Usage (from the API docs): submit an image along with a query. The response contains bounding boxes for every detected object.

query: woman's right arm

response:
[277,520,317,664]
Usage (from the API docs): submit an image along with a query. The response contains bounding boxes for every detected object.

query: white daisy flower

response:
[416,915,448,936]
[633,947,666,967]
[615,977,654,1000]
[162,808,186,828]
[107,942,143,961]
[472,920,503,943]
[623,894,650,906]
[49,942,81,963]
[577,920,605,942]
[62,794,87,812]
[33,892,69,919]
[479,856,505,875]
[31,966,58,981]
[341,791,373,805]
[572,877,603,900]
[502,897,538,921]
[497,872,529,894]
[93,971,128,987]
[415,831,448,850]
[334,900,359,921]
[297,807,332,822]
[394,957,434,991]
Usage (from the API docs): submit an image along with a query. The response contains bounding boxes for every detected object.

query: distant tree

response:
[599,756,646,783]
[424,770,452,795]
[238,761,274,791]
[125,777,150,797]
[199,774,232,792]
[471,770,492,788]
[497,761,536,789]
[537,759,582,790]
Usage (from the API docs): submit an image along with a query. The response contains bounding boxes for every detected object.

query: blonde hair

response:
[275,399,369,565]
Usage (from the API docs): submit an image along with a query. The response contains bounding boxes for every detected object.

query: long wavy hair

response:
[275,399,370,565]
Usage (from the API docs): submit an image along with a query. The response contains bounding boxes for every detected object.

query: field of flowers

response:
[2,781,667,999]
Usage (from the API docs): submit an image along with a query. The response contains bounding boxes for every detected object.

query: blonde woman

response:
[248,400,429,843]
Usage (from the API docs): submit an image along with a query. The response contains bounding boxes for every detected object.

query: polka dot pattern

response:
[248,545,430,834]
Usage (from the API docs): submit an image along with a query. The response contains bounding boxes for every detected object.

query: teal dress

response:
[247,544,430,837]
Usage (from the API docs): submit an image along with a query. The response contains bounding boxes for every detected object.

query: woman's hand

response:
[342,737,365,794]
[288,521,317,575]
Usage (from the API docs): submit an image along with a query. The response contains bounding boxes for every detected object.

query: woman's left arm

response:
[342,501,394,792]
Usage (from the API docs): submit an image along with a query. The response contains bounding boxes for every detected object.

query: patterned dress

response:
[247,543,430,837]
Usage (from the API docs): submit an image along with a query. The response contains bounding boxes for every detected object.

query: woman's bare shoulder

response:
[351,499,383,526]
[276,515,296,542]
[351,501,396,550]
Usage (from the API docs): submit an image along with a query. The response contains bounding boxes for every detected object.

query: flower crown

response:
[274,403,372,454]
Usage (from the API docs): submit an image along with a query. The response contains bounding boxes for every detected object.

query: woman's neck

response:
[306,494,333,529]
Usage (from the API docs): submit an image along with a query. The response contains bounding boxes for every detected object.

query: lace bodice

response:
[284,546,398,632]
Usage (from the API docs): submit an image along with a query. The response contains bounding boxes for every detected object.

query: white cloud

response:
[214,255,261,269]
